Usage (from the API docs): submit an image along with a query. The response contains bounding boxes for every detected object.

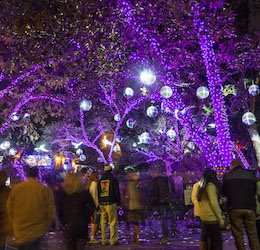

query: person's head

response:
[231,159,243,170]
[197,169,219,201]
[149,169,160,178]
[81,167,89,178]
[104,165,112,173]
[62,173,84,195]
[0,170,8,186]
[24,165,39,178]
[89,171,100,182]
[202,169,217,183]
[127,171,139,181]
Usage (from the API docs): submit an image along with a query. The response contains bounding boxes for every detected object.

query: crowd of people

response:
[0,158,260,250]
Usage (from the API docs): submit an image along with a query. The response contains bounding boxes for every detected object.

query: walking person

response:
[0,171,12,250]
[125,171,144,244]
[7,165,55,250]
[98,165,121,246]
[88,171,101,244]
[223,159,260,250]
[58,173,95,250]
[197,169,225,250]
[151,169,172,243]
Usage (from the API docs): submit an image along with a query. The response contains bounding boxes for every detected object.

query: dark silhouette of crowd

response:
[1,159,260,250]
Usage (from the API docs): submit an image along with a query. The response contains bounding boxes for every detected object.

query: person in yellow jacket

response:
[191,181,200,218]
[197,169,225,250]
[7,165,55,249]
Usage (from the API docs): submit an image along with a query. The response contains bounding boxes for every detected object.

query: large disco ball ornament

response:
[248,85,260,96]
[124,87,134,97]
[160,86,173,98]
[140,70,156,85]
[80,99,92,111]
[140,132,151,144]
[113,145,120,153]
[126,118,137,129]
[11,113,19,121]
[146,106,158,118]
[76,148,83,155]
[80,154,86,161]
[242,112,256,126]
[196,86,210,99]
[166,129,176,139]
[114,114,121,121]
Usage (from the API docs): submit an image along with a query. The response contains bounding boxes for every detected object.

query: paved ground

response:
[45,220,251,249]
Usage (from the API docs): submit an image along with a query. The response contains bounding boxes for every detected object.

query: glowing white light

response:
[208,123,216,128]
[72,142,82,149]
[132,142,137,147]
[35,144,49,152]
[248,85,260,96]
[166,130,176,139]
[242,112,256,126]
[11,113,19,121]
[140,70,156,85]
[76,148,83,155]
[23,113,30,120]
[114,114,121,121]
[139,132,151,144]
[124,87,134,97]
[80,154,86,161]
[103,139,112,146]
[113,145,120,153]
[126,118,137,129]
[116,136,123,143]
[80,99,92,111]
[196,86,210,99]
[9,148,17,156]
[146,106,158,118]
[160,86,173,98]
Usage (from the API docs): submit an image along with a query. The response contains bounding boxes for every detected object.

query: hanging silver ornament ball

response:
[126,118,137,129]
[160,86,173,98]
[140,132,151,144]
[80,99,92,111]
[248,85,259,96]
[9,148,17,156]
[11,113,19,121]
[242,112,256,126]
[80,154,86,161]
[23,113,30,120]
[114,114,121,121]
[166,129,176,139]
[196,86,209,99]
[187,142,195,150]
[116,135,123,143]
[76,148,83,155]
[124,87,134,97]
[146,106,158,118]
[113,145,120,153]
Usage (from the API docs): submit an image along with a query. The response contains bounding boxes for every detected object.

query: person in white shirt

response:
[88,171,101,244]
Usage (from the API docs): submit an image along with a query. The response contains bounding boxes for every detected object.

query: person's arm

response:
[206,183,224,225]
[191,183,198,205]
